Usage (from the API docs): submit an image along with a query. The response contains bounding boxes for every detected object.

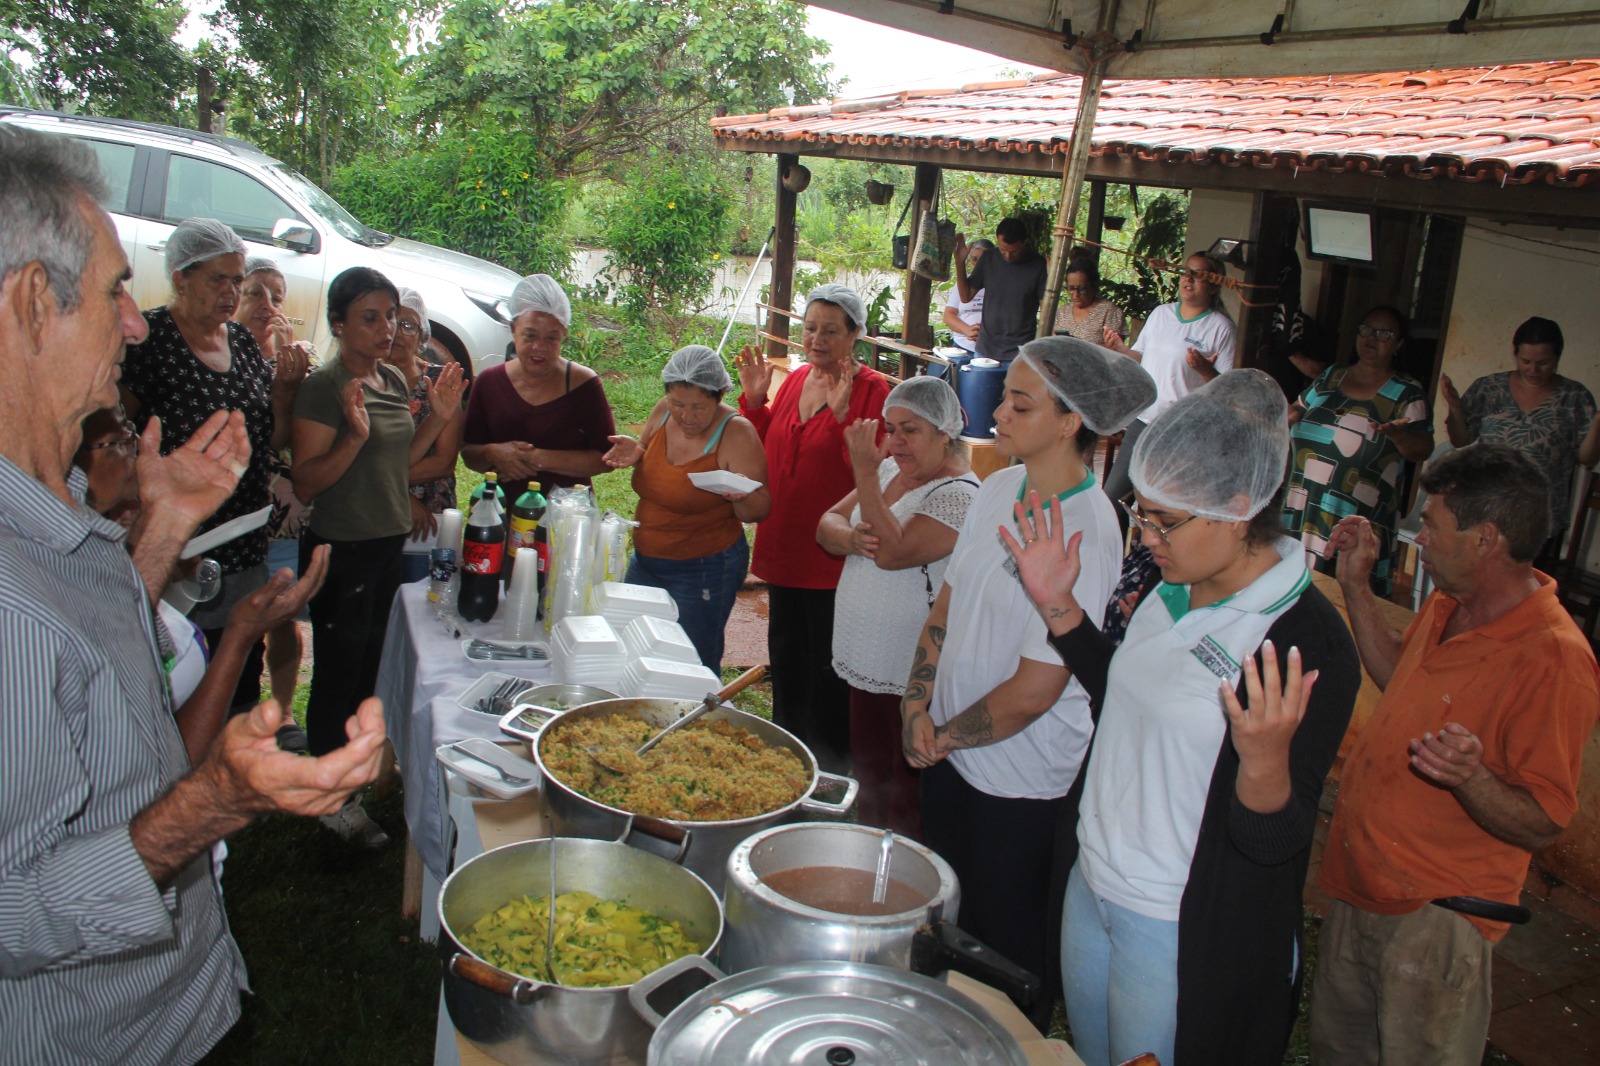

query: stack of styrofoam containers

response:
[594,581,679,627]
[550,615,627,687]
[620,656,722,700]
[619,615,699,665]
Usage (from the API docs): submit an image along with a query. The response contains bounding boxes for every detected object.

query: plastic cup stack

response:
[502,543,541,641]
[545,511,597,631]
[436,507,465,556]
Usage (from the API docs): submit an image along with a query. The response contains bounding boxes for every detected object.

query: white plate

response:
[456,673,540,715]
[687,470,762,496]
[460,638,551,665]
[435,739,540,800]
[181,505,274,560]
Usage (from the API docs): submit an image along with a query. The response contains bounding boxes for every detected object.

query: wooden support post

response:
[901,163,941,367]
[1039,65,1106,338]
[1086,180,1107,253]
[765,154,799,363]
[197,68,215,135]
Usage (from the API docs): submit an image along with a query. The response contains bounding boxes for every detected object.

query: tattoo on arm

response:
[929,625,945,650]
[935,698,995,750]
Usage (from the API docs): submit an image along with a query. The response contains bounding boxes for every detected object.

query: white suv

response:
[1,107,520,376]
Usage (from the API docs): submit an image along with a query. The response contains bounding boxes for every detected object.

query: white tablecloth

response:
[374,581,553,882]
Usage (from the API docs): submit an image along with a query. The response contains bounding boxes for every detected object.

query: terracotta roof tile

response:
[712,62,1600,187]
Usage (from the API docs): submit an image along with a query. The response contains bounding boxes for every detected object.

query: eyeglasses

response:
[1355,323,1399,341]
[396,320,421,336]
[83,420,140,459]
[1120,499,1197,545]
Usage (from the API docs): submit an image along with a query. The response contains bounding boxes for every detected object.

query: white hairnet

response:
[397,286,430,340]
[166,218,246,275]
[885,376,963,439]
[806,284,868,340]
[1015,336,1156,436]
[662,344,732,394]
[243,256,281,278]
[1130,368,1289,522]
[509,274,571,330]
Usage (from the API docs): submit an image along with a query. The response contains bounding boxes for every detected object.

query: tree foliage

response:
[1,0,192,117]
[596,159,730,313]
[408,0,833,177]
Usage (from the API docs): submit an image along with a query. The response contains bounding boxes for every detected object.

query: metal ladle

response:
[586,665,767,774]
[872,829,896,906]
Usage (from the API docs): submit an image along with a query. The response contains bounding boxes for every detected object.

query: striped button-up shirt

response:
[0,458,244,1064]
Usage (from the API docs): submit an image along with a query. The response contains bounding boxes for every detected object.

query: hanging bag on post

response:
[911,179,957,281]
[890,193,914,270]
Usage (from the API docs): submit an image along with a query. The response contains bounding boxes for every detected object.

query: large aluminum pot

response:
[439,825,723,1066]
[721,823,1039,1004]
[531,698,858,894]
[629,957,1031,1066]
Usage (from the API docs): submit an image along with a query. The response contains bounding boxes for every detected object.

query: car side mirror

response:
[272,218,316,252]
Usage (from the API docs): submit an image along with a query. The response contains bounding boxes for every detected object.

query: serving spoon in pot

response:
[586,665,767,774]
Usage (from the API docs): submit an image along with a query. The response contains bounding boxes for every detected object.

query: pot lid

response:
[648,960,1027,1066]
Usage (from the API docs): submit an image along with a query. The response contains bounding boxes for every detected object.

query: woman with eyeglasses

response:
[1100,252,1236,509]
[122,221,305,719]
[384,287,464,580]
[1001,370,1359,1066]
[1283,304,1434,595]
[1053,258,1126,344]
[901,337,1154,1027]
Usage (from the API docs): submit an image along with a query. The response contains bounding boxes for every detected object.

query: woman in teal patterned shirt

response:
[1283,306,1434,595]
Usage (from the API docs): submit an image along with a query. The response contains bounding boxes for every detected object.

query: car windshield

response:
[269,164,393,247]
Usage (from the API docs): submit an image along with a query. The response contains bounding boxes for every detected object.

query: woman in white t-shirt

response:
[900,337,1155,1023]
[820,377,978,840]
[1102,252,1236,507]
[1001,370,1361,1066]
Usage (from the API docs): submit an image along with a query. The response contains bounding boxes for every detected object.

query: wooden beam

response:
[766,154,799,362]
[903,162,941,357]
[1086,180,1107,250]
[715,136,1600,227]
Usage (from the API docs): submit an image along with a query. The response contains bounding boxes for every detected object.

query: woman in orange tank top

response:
[603,345,771,669]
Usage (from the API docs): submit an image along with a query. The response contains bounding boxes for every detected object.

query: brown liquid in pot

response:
[761,865,930,916]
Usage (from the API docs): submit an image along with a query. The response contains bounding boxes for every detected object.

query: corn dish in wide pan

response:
[462,891,696,987]
[541,716,807,821]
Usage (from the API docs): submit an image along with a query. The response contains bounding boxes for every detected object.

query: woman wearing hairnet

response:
[734,284,892,774]
[1002,369,1360,1066]
[385,287,465,580]
[122,219,307,716]
[901,337,1152,1026]
[602,345,771,670]
[461,274,616,501]
[819,376,978,839]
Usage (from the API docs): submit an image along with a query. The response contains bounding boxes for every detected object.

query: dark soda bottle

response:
[507,481,547,592]
[457,497,504,622]
[470,471,506,521]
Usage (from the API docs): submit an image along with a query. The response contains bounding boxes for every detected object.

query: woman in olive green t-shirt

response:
[290,268,462,828]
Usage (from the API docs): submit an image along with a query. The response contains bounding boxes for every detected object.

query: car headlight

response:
[464,289,513,326]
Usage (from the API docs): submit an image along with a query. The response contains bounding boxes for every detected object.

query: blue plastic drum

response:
[955,357,1007,439]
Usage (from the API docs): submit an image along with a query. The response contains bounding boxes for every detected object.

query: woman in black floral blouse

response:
[122,218,309,714]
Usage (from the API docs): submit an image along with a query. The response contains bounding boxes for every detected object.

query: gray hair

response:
[0,126,109,312]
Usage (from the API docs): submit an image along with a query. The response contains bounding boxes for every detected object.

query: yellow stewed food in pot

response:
[463,890,696,987]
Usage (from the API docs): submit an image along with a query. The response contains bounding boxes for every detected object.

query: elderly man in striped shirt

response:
[0,127,389,1064]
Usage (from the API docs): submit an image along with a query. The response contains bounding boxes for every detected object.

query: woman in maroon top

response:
[461,274,616,501]
[735,284,890,773]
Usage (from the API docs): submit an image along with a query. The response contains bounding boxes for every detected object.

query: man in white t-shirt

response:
[942,240,994,353]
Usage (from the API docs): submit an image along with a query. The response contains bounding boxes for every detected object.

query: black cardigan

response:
[1049,582,1360,1066]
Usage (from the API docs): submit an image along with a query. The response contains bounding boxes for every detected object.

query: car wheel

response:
[428,324,474,388]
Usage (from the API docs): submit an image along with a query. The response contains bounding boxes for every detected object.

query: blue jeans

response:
[1061,864,1180,1066]
[624,537,748,671]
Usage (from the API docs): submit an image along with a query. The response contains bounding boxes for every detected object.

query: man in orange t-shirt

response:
[1310,445,1599,1065]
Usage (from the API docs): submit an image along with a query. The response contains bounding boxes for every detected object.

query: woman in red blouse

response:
[735,285,891,774]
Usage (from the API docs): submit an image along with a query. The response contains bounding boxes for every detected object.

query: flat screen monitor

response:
[1303,202,1377,266]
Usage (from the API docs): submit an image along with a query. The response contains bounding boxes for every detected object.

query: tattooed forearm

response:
[929,624,945,650]
[935,698,995,750]
[901,682,927,709]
